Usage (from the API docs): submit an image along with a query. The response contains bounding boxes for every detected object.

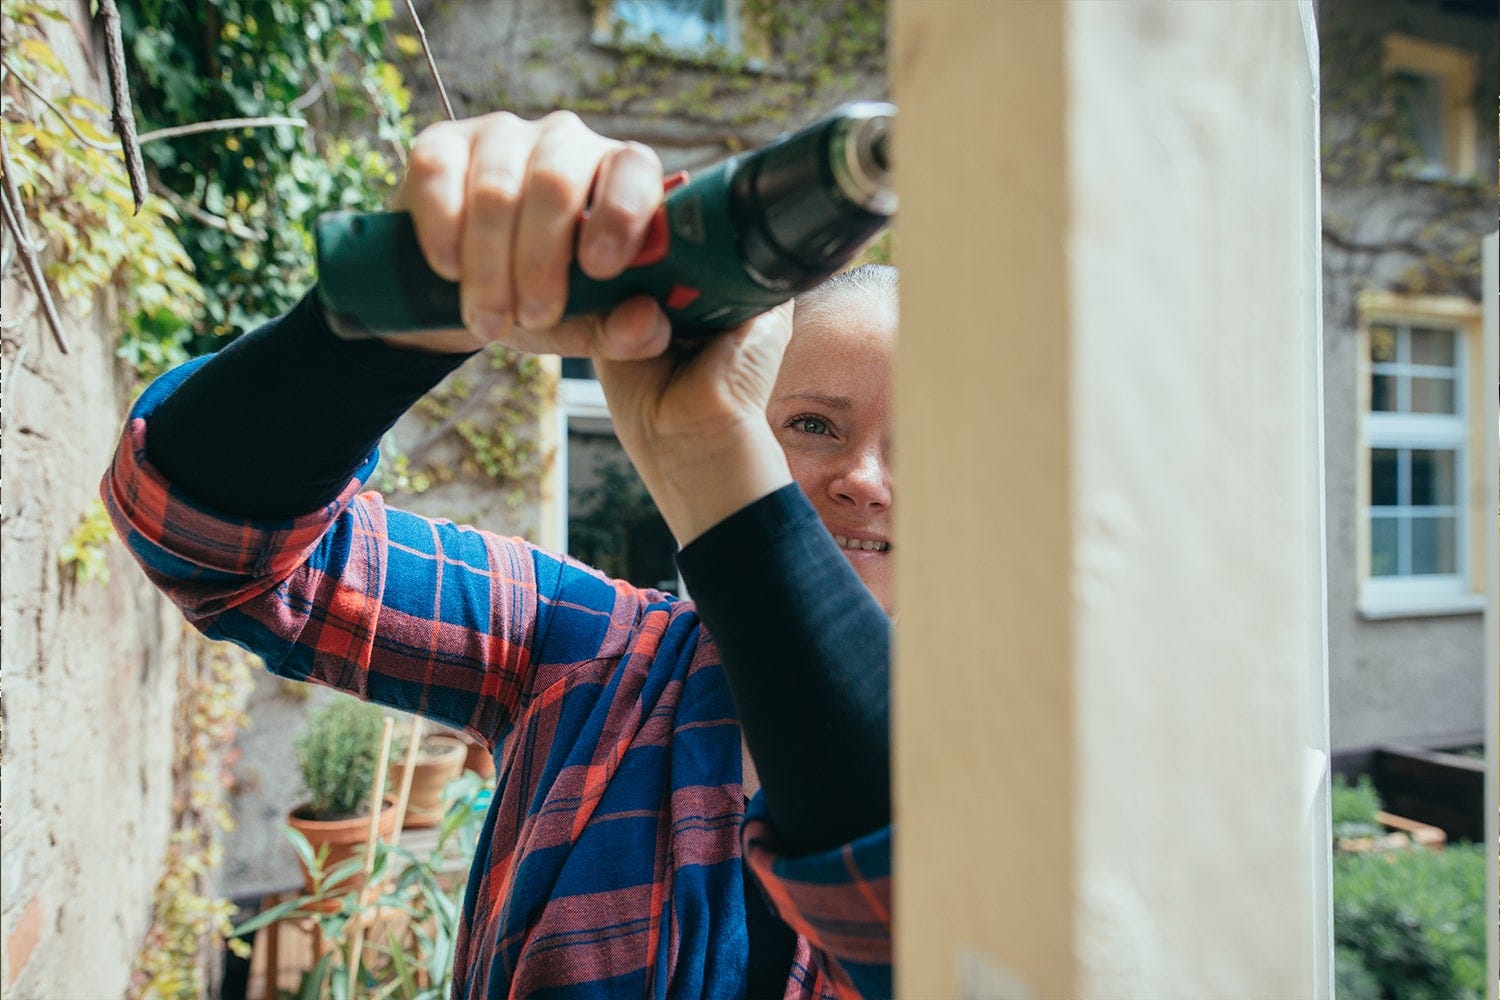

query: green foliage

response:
[1330,773,1383,843]
[130,640,255,999]
[57,498,115,585]
[1332,844,1486,1000]
[3,1,204,378]
[232,771,491,999]
[119,0,410,348]
[296,698,389,819]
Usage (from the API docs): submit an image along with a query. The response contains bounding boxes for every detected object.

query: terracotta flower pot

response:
[286,794,401,900]
[397,735,468,828]
[463,735,496,781]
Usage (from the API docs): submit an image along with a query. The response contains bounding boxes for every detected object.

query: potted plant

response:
[396,729,469,828]
[286,697,400,897]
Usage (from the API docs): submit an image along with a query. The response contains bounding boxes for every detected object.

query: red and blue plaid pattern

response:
[102,359,891,999]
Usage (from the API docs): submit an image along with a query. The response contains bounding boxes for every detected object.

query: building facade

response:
[1319,0,1496,757]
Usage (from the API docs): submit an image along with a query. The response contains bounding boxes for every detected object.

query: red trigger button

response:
[630,209,670,268]
[665,284,700,310]
[626,171,689,270]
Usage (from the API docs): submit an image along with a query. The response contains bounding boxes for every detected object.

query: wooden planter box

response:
[1372,743,1484,843]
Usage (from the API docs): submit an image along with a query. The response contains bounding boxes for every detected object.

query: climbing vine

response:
[2,0,203,374]
[128,635,254,1000]
[1319,26,1491,303]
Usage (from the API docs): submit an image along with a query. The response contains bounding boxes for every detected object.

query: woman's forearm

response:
[145,292,472,517]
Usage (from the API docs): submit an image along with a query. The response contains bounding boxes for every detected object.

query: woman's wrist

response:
[634,422,792,547]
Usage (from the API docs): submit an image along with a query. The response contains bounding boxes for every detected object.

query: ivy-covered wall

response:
[1318,0,1495,752]
[0,5,220,993]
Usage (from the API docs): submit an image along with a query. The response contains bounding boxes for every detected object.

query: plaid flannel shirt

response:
[102,358,892,999]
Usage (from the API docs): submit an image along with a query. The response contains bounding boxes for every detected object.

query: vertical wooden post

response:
[891,3,1328,996]
[1482,231,1497,999]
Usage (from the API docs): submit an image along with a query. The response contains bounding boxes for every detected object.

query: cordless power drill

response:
[314,101,896,339]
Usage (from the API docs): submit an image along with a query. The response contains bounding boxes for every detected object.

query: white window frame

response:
[1358,297,1484,618]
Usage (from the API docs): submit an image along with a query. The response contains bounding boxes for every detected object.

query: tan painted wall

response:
[893,3,1327,996]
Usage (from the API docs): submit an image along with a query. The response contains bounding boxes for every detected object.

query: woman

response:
[103,110,892,998]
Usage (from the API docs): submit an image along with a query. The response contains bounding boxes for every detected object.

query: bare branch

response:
[147,177,266,241]
[97,0,147,213]
[404,0,456,121]
[1,58,121,152]
[136,116,307,145]
[0,158,69,354]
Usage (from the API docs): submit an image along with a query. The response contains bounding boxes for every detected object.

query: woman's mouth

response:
[833,534,890,552]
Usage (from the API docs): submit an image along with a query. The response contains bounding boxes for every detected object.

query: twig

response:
[403,0,456,121]
[349,716,395,1000]
[1,58,120,152]
[147,177,266,241]
[1,340,30,434]
[290,72,330,112]
[96,0,146,214]
[136,116,307,145]
[0,136,68,353]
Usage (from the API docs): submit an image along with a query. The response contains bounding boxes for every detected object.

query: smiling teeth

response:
[834,534,889,552]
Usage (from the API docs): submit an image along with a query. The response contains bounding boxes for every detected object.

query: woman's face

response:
[768,293,896,613]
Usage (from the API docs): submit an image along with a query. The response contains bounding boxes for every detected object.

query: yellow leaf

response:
[19,38,66,77]
[394,33,421,57]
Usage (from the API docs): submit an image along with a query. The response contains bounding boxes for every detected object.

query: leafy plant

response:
[233,771,490,999]
[1332,844,1486,1000]
[1330,772,1383,843]
[57,498,116,584]
[118,0,411,351]
[295,698,388,819]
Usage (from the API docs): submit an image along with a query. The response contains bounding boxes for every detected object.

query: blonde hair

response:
[793,264,898,329]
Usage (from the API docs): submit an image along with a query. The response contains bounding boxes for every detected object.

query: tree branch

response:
[97,0,147,214]
[0,133,69,354]
[135,116,307,145]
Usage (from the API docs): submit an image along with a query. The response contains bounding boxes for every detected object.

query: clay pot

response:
[397,735,468,828]
[286,794,401,901]
[463,736,496,781]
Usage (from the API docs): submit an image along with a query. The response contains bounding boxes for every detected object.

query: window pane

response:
[614,0,729,49]
[1410,515,1457,575]
[1369,325,1397,363]
[1410,449,1456,506]
[1391,70,1444,167]
[561,357,596,380]
[568,420,679,593]
[1371,373,1396,411]
[1370,448,1399,506]
[1370,516,1399,576]
[1409,326,1455,367]
[1409,376,1456,414]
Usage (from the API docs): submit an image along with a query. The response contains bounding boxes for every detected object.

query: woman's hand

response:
[593,306,796,547]
[387,110,673,360]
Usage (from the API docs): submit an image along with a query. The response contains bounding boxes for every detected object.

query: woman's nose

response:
[831,448,892,509]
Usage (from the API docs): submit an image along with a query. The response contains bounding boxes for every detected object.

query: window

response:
[593,0,769,65]
[1382,34,1478,180]
[552,362,682,595]
[1359,294,1484,617]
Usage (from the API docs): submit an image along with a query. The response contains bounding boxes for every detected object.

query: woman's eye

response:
[792,416,830,436]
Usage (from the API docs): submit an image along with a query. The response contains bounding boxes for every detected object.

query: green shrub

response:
[1331,772,1383,842]
[294,698,387,819]
[1332,844,1486,1000]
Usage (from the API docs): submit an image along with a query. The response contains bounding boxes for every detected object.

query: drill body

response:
[315,102,895,339]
